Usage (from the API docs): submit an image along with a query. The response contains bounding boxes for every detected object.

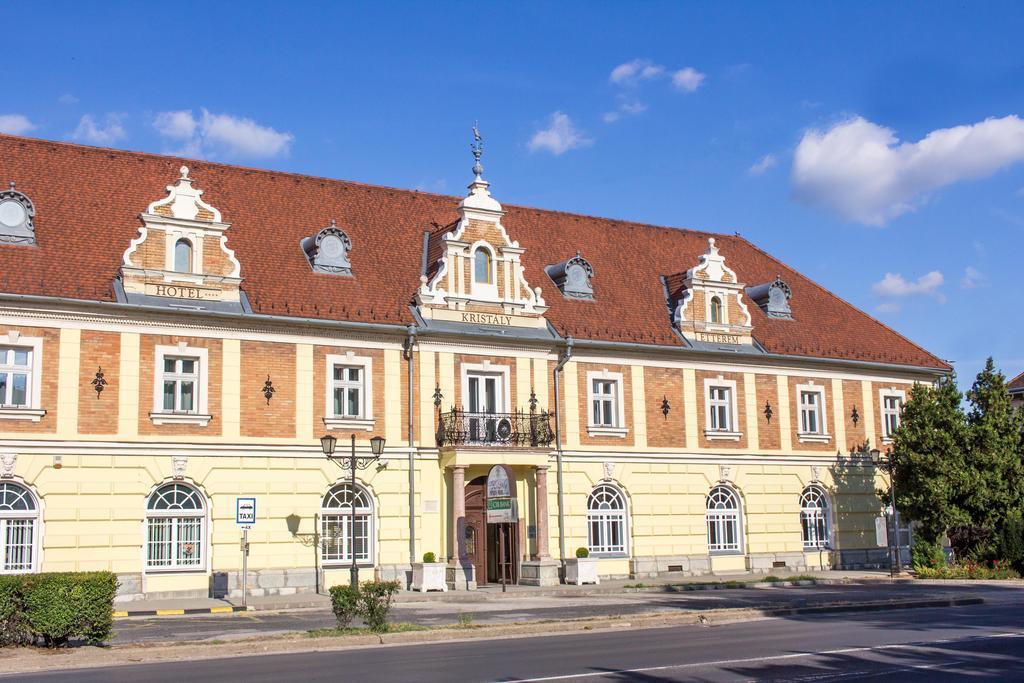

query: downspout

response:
[552,336,574,570]
[403,325,417,566]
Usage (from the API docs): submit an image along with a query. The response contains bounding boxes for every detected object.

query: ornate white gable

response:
[416,129,547,330]
[672,238,755,347]
[117,167,246,313]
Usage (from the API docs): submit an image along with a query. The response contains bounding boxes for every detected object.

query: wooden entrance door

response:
[464,477,488,585]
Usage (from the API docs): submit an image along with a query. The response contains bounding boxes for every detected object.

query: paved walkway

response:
[113,569,902,616]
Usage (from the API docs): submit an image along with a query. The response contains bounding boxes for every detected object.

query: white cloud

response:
[872,271,944,301]
[153,109,293,159]
[0,114,36,135]
[602,98,647,124]
[71,114,126,145]
[609,59,664,85]
[792,115,1024,225]
[58,94,79,105]
[875,302,902,314]
[960,266,988,289]
[671,67,706,92]
[528,112,592,155]
[748,154,777,176]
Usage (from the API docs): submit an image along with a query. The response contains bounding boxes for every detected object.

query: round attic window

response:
[0,200,26,228]
[320,233,344,258]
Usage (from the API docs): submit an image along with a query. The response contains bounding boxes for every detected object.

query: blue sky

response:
[4,2,1023,385]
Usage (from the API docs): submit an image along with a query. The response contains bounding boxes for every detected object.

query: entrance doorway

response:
[464,476,519,585]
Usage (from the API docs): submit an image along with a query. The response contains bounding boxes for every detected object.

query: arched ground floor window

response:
[145,483,206,570]
[321,483,375,564]
[587,484,628,555]
[800,486,831,549]
[706,485,742,553]
[0,482,38,573]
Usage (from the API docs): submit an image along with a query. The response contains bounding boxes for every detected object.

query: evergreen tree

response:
[892,375,969,546]
[958,358,1024,557]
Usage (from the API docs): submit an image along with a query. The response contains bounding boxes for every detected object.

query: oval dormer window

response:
[473,248,492,284]
[174,239,193,273]
[710,296,723,324]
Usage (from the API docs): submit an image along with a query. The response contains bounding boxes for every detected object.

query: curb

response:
[113,605,250,618]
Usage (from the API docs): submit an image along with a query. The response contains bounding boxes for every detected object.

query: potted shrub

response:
[411,552,448,592]
[565,547,600,585]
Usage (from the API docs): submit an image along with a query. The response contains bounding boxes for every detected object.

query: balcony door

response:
[467,372,504,443]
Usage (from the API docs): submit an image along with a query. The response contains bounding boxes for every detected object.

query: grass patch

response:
[664,580,751,591]
[306,622,429,638]
[456,613,474,628]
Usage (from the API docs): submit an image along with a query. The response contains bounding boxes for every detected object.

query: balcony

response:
[437,409,554,448]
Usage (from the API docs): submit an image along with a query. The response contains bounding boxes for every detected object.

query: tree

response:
[956,358,1024,557]
[892,375,969,546]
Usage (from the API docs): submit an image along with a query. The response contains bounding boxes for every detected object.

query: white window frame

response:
[0,333,45,422]
[320,482,376,567]
[796,383,830,443]
[879,388,906,443]
[0,481,41,574]
[323,352,374,431]
[705,289,729,326]
[144,483,208,573]
[163,230,205,282]
[706,485,743,554]
[468,241,499,301]
[586,370,628,437]
[800,485,831,549]
[586,484,629,556]
[460,361,511,414]
[704,377,741,441]
[151,344,211,426]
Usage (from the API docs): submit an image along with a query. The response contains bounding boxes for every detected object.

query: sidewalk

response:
[112,569,902,617]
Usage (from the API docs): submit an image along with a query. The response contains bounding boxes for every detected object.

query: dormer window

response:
[710,296,724,324]
[546,251,594,300]
[0,182,37,246]
[746,277,793,319]
[302,220,353,276]
[173,239,193,273]
[473,248,493,284]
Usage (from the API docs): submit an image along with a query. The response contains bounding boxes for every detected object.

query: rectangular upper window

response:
[150,344,211,426]
[586,371,627,437]
[708,386,733,432]
[323,353,374,431]
[332,365,364,418]
[881,390,906,441]
[0,347,32,408]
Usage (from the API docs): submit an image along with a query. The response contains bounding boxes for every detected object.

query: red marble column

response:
[451,465,468,563]
[535,465,551,560]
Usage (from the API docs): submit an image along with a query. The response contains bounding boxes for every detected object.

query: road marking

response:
[155,609,186,616]
[511,631,1024,682]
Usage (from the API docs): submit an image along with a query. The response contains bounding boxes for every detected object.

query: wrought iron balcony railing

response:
[437,409,555,448]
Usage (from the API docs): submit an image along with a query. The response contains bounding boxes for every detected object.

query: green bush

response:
[328,584,360,628]
[998,509,1024,572]
[422,552,437,563]
[24,572,117,646]
[575,547,590,558]
[915,560,1020,580]
[911,538,947,571]
[0,575,30,646]
[357,580,400,633]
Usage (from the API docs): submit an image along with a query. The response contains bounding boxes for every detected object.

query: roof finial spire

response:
[471,122,484,180]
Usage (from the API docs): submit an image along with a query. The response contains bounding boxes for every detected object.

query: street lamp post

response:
[871,447,901,578]
[320,433,386,588]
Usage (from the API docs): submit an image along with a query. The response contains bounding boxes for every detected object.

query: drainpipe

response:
[552,336,574,569]
[403,325,417,566]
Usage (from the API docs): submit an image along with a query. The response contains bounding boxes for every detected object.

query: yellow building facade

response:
[0,134,946,599]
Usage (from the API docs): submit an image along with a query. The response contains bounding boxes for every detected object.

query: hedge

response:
[0,572,118,647]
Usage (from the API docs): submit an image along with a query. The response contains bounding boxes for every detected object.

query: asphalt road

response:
[11,597,1024,681]
[111,582,1017,644]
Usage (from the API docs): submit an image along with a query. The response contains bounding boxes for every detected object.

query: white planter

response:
[411,562,448,592]
[565,558,600,585]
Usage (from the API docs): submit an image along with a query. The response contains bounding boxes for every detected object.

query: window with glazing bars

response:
[800,487,830,548]
[708,386,732,431]
[882,395,903,437]
[0,483,36,573]
[332,366,363,418]
[706,486,741,552]
[591,379,618,427]
[321,484,373,563]
[162,357,198,413]
[0,347,31,408]
[800,390,823,434]
[145,483,204,569]
[587,485,627,554]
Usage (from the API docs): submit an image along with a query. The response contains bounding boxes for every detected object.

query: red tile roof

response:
[1010,371,1024,393]
[0,134,948,371]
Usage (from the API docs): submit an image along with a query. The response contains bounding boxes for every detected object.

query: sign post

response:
[236,497,256,607]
